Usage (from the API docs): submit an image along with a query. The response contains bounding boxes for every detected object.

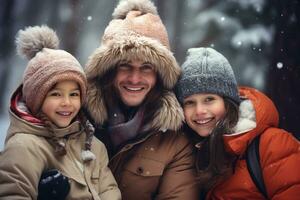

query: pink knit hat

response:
[16,25,87,115]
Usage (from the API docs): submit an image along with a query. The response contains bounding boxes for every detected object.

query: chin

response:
[196,131,211,137]
[123,98,144,107]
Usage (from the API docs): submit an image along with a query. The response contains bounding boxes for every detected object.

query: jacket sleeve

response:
[156,133,199,200]
[97,142,121,200]
[260,128,300,199]
[0,135,46,200]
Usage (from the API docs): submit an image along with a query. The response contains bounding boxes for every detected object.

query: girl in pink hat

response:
[0,25,121,200]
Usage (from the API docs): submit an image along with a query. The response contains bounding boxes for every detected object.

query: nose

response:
[61,96,71,106]
[195,103,207,115]
[128,69,141,84]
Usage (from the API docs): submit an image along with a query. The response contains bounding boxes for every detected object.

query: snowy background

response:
[0,0,299,150]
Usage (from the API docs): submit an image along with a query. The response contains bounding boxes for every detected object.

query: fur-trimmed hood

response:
[223,86,279,155]
[84,0,183,130]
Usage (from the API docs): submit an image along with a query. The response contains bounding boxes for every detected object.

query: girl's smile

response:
[183,93,226,137]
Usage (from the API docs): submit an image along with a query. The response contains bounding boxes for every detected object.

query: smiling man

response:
[84,0,199,199]
[113,60,157,107]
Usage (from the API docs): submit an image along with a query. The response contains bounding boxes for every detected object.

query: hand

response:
[37,169,70,200]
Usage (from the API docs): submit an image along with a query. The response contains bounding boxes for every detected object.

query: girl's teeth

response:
[58,112,71,116]
[195,119,211,124]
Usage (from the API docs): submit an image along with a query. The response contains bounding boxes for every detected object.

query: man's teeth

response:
[125,87,143,91]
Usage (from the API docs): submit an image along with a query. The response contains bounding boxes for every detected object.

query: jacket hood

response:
[223,87,279,155]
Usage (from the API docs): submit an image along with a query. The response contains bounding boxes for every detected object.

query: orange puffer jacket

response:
[206,87,300,200]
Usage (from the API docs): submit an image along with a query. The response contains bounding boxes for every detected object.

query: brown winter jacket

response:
[0,93,121,200]
[89,92,199,200]
[107,129,198,200]
[84,1,199,198]
[205,87,300,199]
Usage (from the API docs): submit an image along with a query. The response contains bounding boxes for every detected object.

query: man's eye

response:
[141,65,154,72]
[118,64,130,70]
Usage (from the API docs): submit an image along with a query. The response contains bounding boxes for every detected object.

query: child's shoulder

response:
[260,127,299,163]
[6,133,47,149]
[2,134,50,162]
[91,136,107,151]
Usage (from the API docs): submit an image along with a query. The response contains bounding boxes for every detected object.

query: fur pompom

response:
[81,150,96,162]
[16,25,59,59]
[112,0,157,19]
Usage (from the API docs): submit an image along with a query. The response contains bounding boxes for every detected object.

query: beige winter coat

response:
[0,110,121,200]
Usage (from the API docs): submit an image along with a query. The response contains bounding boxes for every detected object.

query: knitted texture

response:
[107,0,169,49]
[176,47,240,104]
[16,25,87,114]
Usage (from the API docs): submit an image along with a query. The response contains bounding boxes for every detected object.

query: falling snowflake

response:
[277,62,283,69]
[87,16,92,21]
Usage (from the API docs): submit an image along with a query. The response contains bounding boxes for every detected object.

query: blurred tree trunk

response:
[63,0,81,55]
[24,0,43,25]
[172,0,186,63]
[0,0,14,114]
[266,0,300,138]
[48,0,60,28]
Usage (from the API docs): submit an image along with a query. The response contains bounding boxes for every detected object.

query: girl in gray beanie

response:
[176,47,300,199]
[0,25,121,200]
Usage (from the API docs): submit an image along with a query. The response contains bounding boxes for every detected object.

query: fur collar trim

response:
[226,99,257,136]
[85,80,184,131]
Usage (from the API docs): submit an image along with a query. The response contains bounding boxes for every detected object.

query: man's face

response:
[114,59,157,107]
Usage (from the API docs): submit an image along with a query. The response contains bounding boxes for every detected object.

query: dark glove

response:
[37,169,70,200]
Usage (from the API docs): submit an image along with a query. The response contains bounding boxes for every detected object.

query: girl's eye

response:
[49,92,60,97]
[183,100,194,106]
[204,96,215,102]
[70,92,80,97]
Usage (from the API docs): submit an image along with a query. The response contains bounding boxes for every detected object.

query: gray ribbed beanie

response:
[176,47,240,104]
